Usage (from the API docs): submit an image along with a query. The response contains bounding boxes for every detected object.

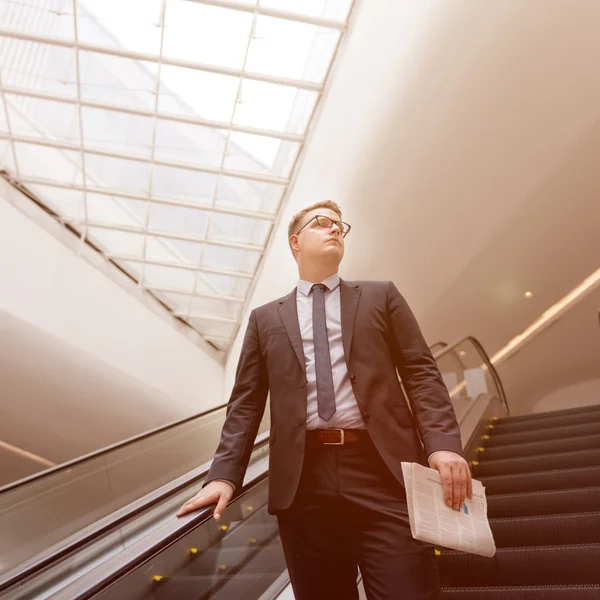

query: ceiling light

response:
[524,291,533,298]
[492,266,600,365]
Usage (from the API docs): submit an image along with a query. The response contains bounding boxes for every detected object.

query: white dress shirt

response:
[296,273,365,430]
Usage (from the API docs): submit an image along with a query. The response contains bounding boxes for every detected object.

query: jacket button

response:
[350,375,357,384]
[363,412,370,423]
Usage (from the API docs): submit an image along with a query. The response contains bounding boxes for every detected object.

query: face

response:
[290,208,345,266]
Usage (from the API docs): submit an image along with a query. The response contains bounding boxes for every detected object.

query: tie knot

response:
[311,283,327,294]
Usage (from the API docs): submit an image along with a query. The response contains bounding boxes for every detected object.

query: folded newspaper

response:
[401,462,496,557]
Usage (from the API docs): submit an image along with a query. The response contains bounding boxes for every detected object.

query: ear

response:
[289,234,300,253]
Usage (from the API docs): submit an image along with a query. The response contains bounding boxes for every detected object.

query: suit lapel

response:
[340,279,362,366]
[278,289,306,374]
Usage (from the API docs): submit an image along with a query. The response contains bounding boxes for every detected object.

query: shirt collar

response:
[297,273,340,297]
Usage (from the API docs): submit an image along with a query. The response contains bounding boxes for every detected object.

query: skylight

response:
[0,0,353,351]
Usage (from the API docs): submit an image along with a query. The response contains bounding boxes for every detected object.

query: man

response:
[178,200,472,599]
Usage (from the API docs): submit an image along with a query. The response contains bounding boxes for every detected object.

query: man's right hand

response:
[176,481,234,521]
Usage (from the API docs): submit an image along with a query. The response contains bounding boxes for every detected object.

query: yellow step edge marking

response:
[220,525,228,531]
[470,460,479,466]
[482,435,490,440]
[219,565,227,570]
[153,576,163,582]
[434,549,441,556]
[190,548,198,555]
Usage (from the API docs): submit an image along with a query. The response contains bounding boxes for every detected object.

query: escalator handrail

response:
[49,457,272,600]
[432,335,509,416]
[0,431,270,594]
[0,401,229,494]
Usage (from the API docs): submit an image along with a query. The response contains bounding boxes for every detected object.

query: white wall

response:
[0,177,224,462]
[532,380,600,414]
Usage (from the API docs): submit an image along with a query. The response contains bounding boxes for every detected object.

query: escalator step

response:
[488,487,600,518]
[490,411,600,435]
[184,544,283,577]
[438,543,600,586]
[480,466,600,495]
[440,584,600,599]
[498,404,600,425]
[484,422,600,447]
[154,574,270,600]
[473,448,600,478]
[480,433,600,461]
[489,512,600,548]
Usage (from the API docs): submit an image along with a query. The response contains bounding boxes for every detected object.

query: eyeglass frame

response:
[294,215,352,238]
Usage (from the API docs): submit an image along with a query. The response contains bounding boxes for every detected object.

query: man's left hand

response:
[428,451,473,510]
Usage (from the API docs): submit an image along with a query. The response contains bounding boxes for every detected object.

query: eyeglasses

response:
[295,215,352,238]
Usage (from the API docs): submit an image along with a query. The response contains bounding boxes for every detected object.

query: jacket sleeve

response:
[386,281,463,457]
[204,309,269,490]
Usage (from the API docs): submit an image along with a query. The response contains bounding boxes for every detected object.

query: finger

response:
[439,466,453,508]
[458,465,467,507]
[467,469,473,500]
[177,491,214,517]
[451,465,461,510]
[213,492,229,521]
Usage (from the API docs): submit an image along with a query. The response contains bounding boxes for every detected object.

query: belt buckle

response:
[323,428,345,445]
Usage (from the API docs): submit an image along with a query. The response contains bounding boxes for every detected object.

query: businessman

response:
[178,200,472,599]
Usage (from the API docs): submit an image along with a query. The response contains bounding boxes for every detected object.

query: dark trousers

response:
[276,434,441,600]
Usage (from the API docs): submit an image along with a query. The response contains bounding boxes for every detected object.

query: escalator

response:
[439,403,600,598]
[1,338,599,598]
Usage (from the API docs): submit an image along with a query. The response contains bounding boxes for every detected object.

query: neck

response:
[298,265,338,284]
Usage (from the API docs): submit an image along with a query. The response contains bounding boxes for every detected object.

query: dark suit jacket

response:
[205,279,462,513]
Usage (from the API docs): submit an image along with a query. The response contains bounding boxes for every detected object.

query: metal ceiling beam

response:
[0,28,323,92]
[1,132,289,185]
[19,176,278,222]
[63,217,265,252]
[106,253,254,281]
[2,85,304,143]
[172,310,237,324]
[185,0,347,30]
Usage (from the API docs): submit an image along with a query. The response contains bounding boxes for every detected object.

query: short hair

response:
[287,200,342,256]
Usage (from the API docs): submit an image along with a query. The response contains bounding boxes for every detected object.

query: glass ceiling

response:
[0,0,353,352]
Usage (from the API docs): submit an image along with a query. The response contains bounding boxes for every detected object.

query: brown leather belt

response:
[306,428,369,445]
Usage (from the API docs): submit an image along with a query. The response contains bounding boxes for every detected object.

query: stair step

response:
[480,434,600,461]
[185,544,283,576]
[490,411,600,435]
[440,584,600,599]
[438,543,600,586]
[498,404,600,425]
[154,573,269,600]
[488,487,600,518]
[473,448,600,477]
[480,466,600,495]
[489,512,600,547]
[484,422,600,447]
